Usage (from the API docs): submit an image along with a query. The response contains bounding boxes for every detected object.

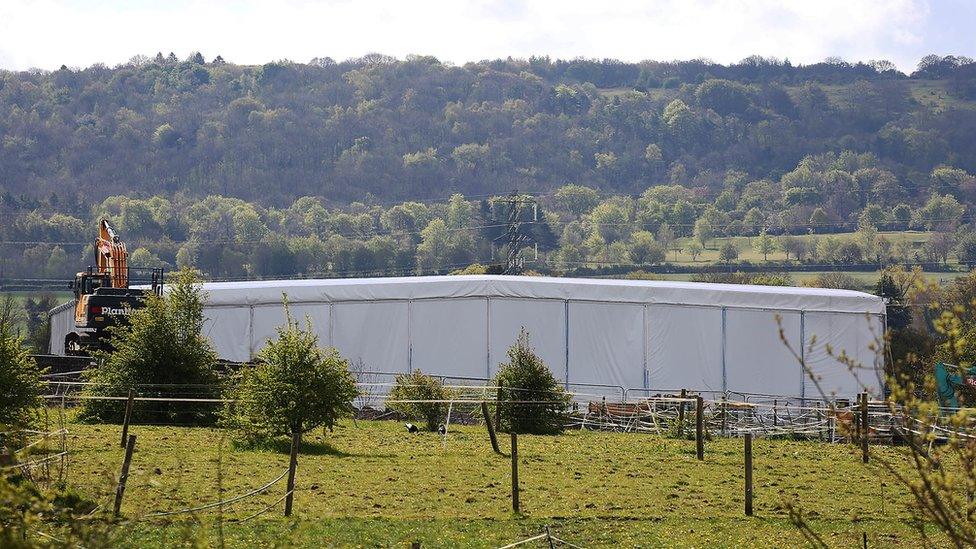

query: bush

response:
[79,267,219,424]
[0,476,114,547]
[223,303,358,445]
[387,370,450,431]
[0,305,44,434]
[493,329,569,435]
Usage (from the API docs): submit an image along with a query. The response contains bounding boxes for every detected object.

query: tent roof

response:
[193,275,885,314]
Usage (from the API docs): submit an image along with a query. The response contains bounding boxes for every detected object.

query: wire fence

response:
[8,377,976,548]
[31,375,961,443]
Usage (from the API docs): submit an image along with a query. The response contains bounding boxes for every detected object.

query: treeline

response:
[3,53,976,281]
[4,151,976,282]
[1,52,975,208]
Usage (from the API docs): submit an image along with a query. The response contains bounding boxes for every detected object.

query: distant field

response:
[54,419,937,548]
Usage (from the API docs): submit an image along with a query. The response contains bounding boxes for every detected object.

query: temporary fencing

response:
[33,376,925,444]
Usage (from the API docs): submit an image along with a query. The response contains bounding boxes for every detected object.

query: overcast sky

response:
[0,0,973,72]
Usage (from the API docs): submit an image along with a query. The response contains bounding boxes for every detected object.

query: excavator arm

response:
[96,219,128,288]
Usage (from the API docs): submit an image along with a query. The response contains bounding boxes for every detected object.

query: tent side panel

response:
[202,307,251,362]
[568,301,644,393]
[646,305,724,393]
[725,309,802,396]
[48,302,76,355]
[332,301,409,375]
[488,298,566,380]
[249,304,331,359]
[411,298,488,380]
[804,312,883,397]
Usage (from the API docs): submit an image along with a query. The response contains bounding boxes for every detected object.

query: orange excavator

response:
[64,219,162,355]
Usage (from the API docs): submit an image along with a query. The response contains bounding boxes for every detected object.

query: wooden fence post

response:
[510,431,520,513]
[113,434,136,517]
[495,382,503,432]
[284,430,301,517]
[721,397,727,437]
[678,389,687,435]
[121,388,134,448]
[773,399,778,427]
[744,433,753,516]
[860,392,869,464]
[482,401,500,454]
[695,396,705,460]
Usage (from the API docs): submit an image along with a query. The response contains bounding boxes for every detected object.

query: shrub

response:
[387,370,449,431]
[0,477,114,547]
[79,267,219,424]
[494,329,569,435]
[224,303,358,445]
[0,305,44,434]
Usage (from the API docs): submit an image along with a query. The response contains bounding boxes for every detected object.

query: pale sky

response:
[0,0,973,73]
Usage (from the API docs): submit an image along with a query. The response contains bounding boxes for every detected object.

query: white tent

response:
[49,275,885,398]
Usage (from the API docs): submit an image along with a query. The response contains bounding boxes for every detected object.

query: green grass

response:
[55,419,939,547]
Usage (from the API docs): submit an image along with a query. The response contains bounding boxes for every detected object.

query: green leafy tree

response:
[694,217,715,248]
[779,235,807,261]
[0,299,44,431]
[494,329,569,435]
[892,204,913,230]
[628,231,665,265]
[753,229,775,261]
[859,204,888,229]
[589,199,633,243]
[554,184,600,220]
[719,241,739,263]
[416,218,450,273]
[388,370,449,431]
[686,240,704,261]
[80,268,219,424]
[224,303,358,445]
[919,194,965,231]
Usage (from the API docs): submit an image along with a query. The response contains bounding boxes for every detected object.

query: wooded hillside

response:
[3,53,976,282]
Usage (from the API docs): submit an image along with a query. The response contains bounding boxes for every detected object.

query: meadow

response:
[51,418,938,548]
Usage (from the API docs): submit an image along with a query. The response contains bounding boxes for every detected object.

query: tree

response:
[686,240,704,261]
[80,268,219,423]
[628,231,665,265]
[753,229,775,261]
[416,218,450,273]
[859,204,888,229]
[644,143,663,164]
[656,222,676,257]
[892,204,913,230]
[554,185,600,220]
[494,329,569,435]
[719,241,739,263]
[388,370,450,431]
[958,233,976,267]
[23,294,56,354]
[695,79,751,116]
[779,235,807,261]
[224,302,358,445]
[802,272,859,290]
[924,232,954,265]
[919,194,965,232]
[693,217,715,248]
[0,296,43,430]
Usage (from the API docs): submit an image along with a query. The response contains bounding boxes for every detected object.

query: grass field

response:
[49,418,940,548]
